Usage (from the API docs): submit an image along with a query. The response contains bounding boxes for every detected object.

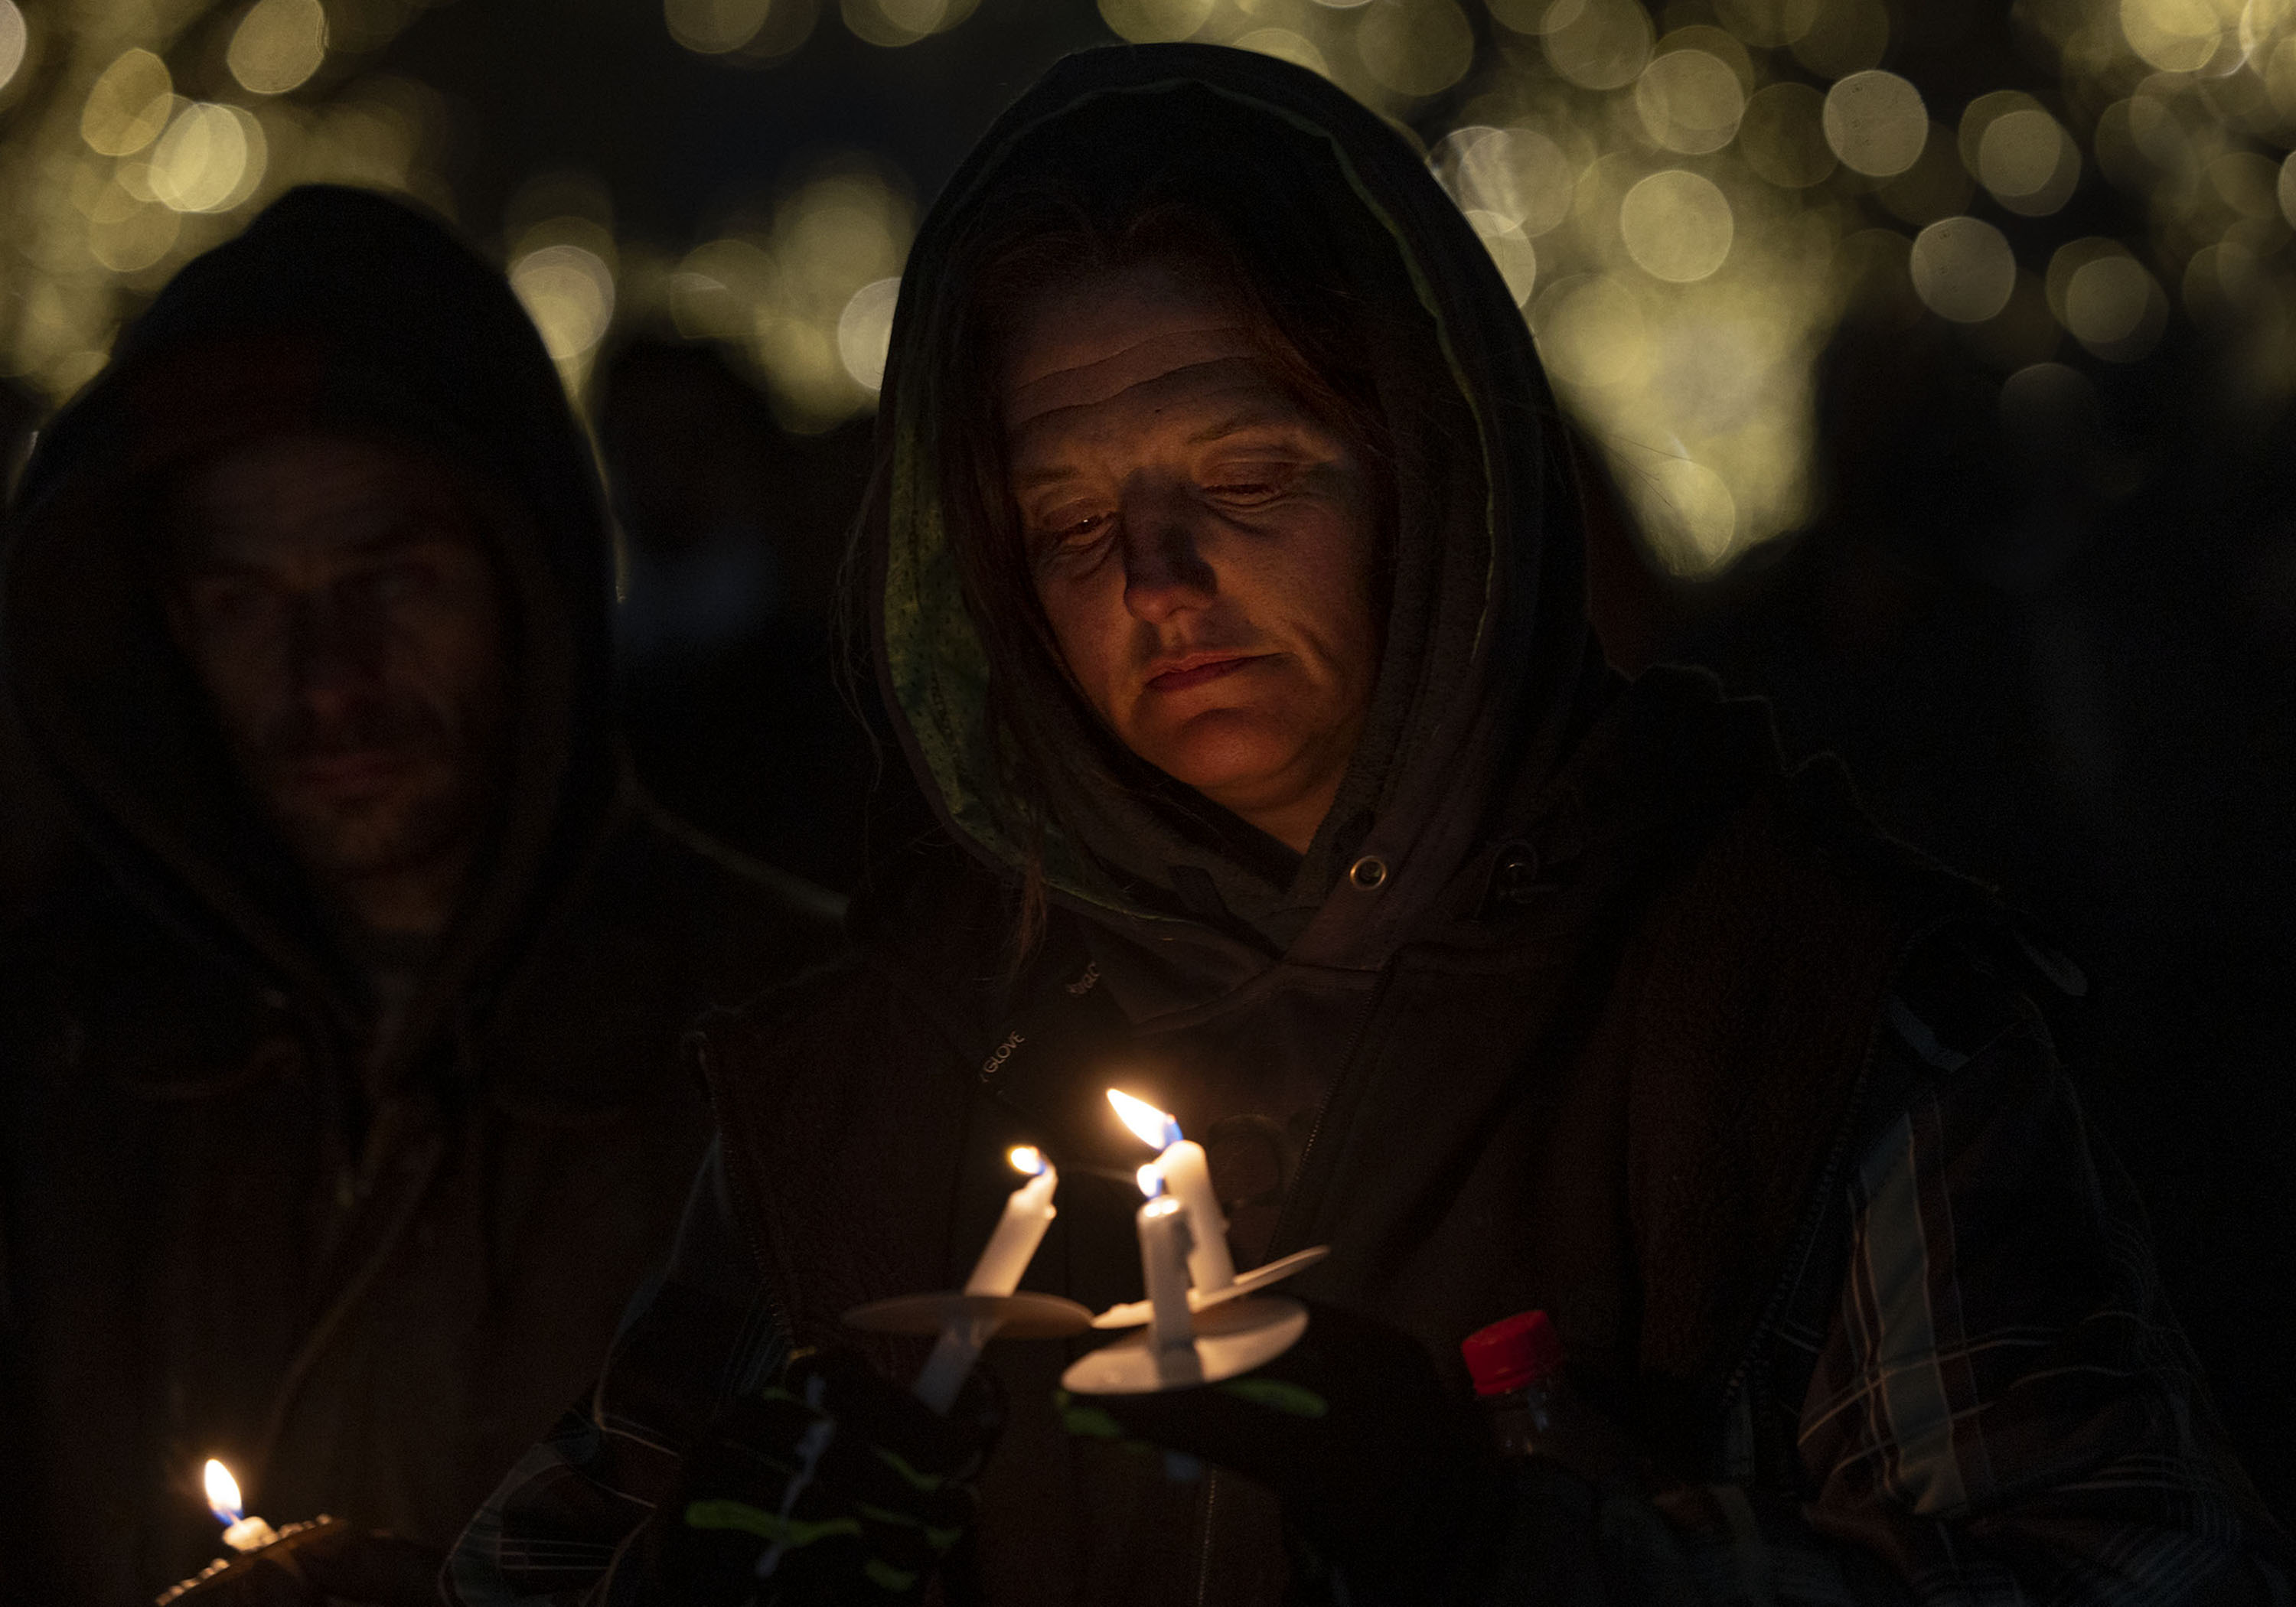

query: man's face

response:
[168,433,508,924]
[1002,265,1381,853]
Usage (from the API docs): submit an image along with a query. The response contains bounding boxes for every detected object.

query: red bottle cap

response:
[1461,1310,1566,1397]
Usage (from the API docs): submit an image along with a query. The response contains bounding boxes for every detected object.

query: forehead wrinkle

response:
[1006,359,1290,478]
[1004,324,1261,428]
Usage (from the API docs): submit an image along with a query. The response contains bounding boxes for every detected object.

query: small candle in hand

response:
[1108,1090,1234,1294]
[1136,1180,1202,1384]
[912,1146,1059,1414]
[962,1146,1058,1296]
[203,1459,277,1553]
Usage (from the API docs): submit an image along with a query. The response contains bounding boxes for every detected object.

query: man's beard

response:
[243,693,498,886]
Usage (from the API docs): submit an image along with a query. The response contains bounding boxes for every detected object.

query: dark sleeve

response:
[1499,986,2288,1607]
[442,1137,788,1607]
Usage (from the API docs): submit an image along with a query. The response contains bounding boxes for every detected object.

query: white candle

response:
[962,1148,1058,1296]
[1107,1090,1234,1294]
[1152,1136,1234,1294]
[203,1459,278,1553]
[1137,1192,1202,1386]
[913,1147,1058,1414]
[221,1516,279,1553]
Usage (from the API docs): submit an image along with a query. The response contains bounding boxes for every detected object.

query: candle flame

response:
[1143,1193,1182,1218]
[1009,1145,1046,1176]
[1107,1088,1182,1150]
[203,1459,242,1524]
[1137,1162,1164,1198]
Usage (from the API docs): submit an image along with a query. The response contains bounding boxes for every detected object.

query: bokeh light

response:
[0,0,458,401]
[661,162,912,429]
[1465,209,1538,304]
[1639,454,1737,570]
[1532,275,1647,390]
[150,105,267,214]
[1098,0,1215,44]
[837,275,900,390]
[0,0,2288,585]
[1635,47,1745,155]
[1541,0,1652,91]
[1713,0,1818,47]
[2118,0,2243,73]
[1910,216,2017,323]
[667,0,818,57]
[667,0,774,52]
[1356,0,1473,97]
[229,0,328,96]
[1436,125,1576,236]
[0,2,26,95]
[1236,28,1329,74]
[1823,70,1926,177]
[840,0,978,48]
[2066,255,2165,357]
[1978,110,2079,215]
[511,240,617,366]
[83,51,175,158]
[1620,170,1733,282]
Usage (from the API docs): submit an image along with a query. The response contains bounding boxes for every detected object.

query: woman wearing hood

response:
[445,45,2279,1607]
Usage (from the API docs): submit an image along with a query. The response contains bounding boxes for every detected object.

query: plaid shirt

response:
[442,983,2284,1607]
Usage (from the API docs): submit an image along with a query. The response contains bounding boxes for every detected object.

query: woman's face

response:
[1000,263,1381,855]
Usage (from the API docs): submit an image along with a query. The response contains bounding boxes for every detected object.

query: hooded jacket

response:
[445,47,2277,1607]
[0,185,842,1604]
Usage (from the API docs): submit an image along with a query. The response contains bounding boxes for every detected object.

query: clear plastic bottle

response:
[1460,1310,1625,1482]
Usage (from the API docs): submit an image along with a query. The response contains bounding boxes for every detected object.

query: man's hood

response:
[869,44,1608,1002]
[1,184,621,1012]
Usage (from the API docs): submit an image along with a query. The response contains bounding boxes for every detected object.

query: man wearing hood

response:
[445,47,2279,1607]
[0,186,842,1605]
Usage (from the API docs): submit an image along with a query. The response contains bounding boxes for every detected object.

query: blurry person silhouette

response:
[1665,266,2296,1517]
[598,339,892,896]
[0,186,842,1606]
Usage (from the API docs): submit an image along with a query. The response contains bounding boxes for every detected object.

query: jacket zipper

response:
[1189,966,1394,1601]
[1264,966,1394,1263]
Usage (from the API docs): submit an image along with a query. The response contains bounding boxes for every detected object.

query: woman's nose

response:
[1120,494,1218,621]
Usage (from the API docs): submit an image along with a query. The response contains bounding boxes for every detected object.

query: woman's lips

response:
[1146,654,1259,693]
[285,749,413,802]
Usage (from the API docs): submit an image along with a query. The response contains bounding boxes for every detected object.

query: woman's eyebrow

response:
[1009,462,1085,494]
[1185,408,1290,447]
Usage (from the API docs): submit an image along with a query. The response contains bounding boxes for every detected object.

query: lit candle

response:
[912,1146,1058,1414]
[1135,1180,1202,1385]
[203,1459,277,1553]
[962,1146,1058,1296]
[1107,1090,1234,1295]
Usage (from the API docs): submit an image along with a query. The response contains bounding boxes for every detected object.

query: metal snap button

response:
[1492,842,1541,905]
[1349,855,1389,891]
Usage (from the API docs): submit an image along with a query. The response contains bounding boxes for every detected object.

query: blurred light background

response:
[3,0,2296,1512]
[1,0,2291,563]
